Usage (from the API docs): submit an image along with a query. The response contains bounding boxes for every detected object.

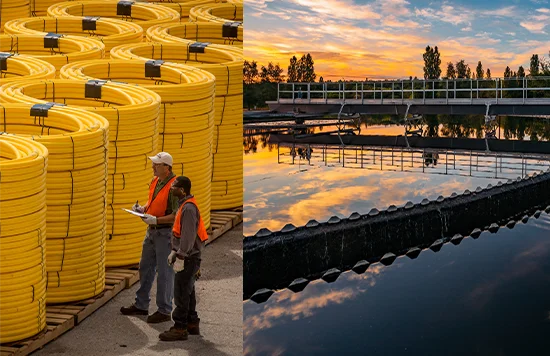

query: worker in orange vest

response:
[120,152,179,324]
[159,176,208,341]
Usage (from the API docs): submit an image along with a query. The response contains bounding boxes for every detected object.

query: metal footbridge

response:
[267,77,550,116]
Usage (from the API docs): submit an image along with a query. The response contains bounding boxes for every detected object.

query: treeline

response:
[243,53,317,84]
[243,53,319,109]
[423,45,550,80]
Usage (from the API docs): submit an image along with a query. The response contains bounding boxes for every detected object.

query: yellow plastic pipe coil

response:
[0,53,56,85]
[0,103,109,304]
[47,0,181,34]
[110,41,243,208]
[0,134,48,343]
[188,1,243,24]
[146,21,243,48]
[143,0,228,20]
[31,0,67,17]
[0,34,105,76]
[0,79,162,266]
[0,0,31,33]
[60,58,216,245]
[3,16,143,57]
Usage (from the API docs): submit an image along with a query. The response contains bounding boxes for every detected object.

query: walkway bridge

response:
[267,77,550,116]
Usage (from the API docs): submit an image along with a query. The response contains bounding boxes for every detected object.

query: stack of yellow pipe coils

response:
[146,21,243,48]
[60,58,216,229]
[144,0,223,20]
[3,16,143,57]
[0,0,31,33]
[47,0,181,34]
[110,41,243,208]
[0,34,105,76]
[188,1,242,24]
[0,103,109,303]
[0,134,47,343]
[31,0,62,17]
[0,79,161,266]
[0,53,56,84]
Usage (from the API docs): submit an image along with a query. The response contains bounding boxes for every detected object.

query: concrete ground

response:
[34,223,243,356]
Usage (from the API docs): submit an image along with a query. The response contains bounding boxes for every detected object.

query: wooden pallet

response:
[207,207,243,245]
[0,269,138,356]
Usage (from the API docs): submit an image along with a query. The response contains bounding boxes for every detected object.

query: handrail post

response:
[423,80,425,104]
[470,78,473,104]
[308,82,311,104]
[361,82,364,105]
[454,80,456,100]
[292,83,295,104]
[495,79,498,104]
[446,80,448,104]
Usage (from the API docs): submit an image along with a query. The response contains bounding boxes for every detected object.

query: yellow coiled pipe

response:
[0,34,105,76]
[47,0,181,33]
[142,0,224,19]
[0,79,162,267]
[188,1,242,23]
[0,53,56,85]
[146,21,243,47]
[0,103,109,303]
[3,16,143,57]
[0,134,47,343]
[60,58,216,242]
[0,0,31,33]
[110,41,243,208]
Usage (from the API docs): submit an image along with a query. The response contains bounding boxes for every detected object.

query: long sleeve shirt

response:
[171,194,204,259]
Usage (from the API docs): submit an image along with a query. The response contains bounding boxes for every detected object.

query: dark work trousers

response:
[172,255,201,329]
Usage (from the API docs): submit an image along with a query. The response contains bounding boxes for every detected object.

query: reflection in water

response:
[244,215,550,355]
[244,115,550,236]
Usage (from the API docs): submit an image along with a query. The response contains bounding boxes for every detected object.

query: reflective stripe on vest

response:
[144,176,176,217]
[172,197,208,242]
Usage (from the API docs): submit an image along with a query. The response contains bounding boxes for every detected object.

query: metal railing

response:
[277,143,550,180]
[277,77,550,105]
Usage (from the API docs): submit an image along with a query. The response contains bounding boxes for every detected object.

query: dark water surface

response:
[244,213,550,356]
[244,120,549,235]
[244,116,550,355]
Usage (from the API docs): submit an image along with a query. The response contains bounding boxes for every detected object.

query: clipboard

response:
[122,208,146,218]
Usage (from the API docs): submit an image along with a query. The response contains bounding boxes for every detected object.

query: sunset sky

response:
[244,0,550,80]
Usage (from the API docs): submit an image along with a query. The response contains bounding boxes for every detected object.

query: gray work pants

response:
[134,227,174,315]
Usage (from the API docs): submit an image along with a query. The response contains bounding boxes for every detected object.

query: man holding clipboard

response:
[120,152,179,324]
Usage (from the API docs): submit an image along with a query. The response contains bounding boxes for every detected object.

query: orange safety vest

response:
[172,197,208,242]
[144,176,177,217]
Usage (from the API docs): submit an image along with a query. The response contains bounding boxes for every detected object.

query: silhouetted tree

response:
[455,60,469,78]
[476,61,484,79]
[529,54,540,76]
[243,60,259,84]
[259,62,284,83]
[445,62,456,79]
[422,45,442,79]
[486,68,491,79]
[287,56,298,82]
[517,66,525,77]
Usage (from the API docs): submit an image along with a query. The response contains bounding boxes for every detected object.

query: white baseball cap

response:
[149,152,173,166]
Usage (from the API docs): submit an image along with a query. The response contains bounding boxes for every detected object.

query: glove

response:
[173,258,185,273]
[167,251,177,266]
[132,202,144,213]
[141,214,157,225]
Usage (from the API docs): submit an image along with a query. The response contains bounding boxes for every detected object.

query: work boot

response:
[159,327,188,341]
[147,311,171,324]
[120,304,148,316]
[187,319,200,335]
